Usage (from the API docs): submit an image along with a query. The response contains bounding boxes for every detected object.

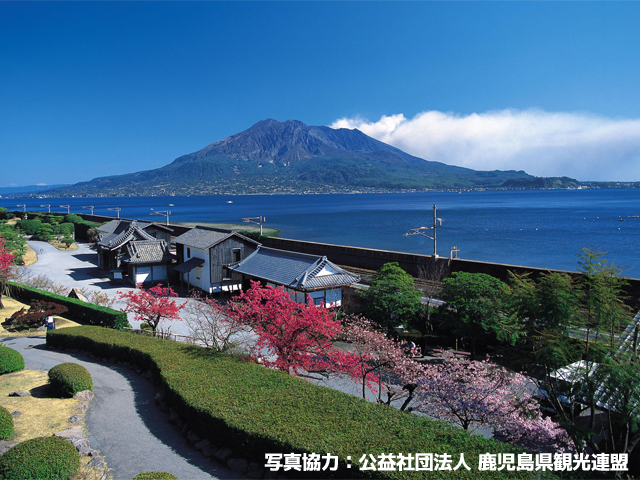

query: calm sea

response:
[2,189,639,276]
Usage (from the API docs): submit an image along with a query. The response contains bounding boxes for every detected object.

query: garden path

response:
[0,336,246,480]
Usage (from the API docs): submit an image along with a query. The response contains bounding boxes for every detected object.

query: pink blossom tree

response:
[416,354,574,452]
[118,284,185,334]
[342,314,425,409]
[228,282,358,376]
[0,238,16,309]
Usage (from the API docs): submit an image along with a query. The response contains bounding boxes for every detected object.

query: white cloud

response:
[330,109,640,181]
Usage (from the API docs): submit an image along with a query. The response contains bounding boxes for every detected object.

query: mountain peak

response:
[40,119,544,196]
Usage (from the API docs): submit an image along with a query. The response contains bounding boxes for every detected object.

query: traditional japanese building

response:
[95,220,173,284]
[227,246,360,307]
[173,226,260,293]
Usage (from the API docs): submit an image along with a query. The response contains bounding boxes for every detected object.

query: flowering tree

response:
[228,282,358,376]
[118,284,185,333]
[416,354,574,453]
[342,314,424,409]
[184,291,249,352]
[0,238,16,309]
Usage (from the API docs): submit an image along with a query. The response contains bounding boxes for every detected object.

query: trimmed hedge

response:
[0,345,25,375]
[47,326,531,480]
[133,472,179,480]
[48,362,93,397]
[0,405,14,440]
[0,436,79,479]
[7,282,130,330]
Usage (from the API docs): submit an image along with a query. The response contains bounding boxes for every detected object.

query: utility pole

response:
[150,208,171,225]
[60,205,70,214]
[404,204,443,257]
[82,206,95,215]
[40,204,51,213]
[242,216,265,236]
[107,207,121,219]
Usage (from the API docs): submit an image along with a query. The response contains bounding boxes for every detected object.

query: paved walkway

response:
[0,336,245,480]
[23,240,192,336]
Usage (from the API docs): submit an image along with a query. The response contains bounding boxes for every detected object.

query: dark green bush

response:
[14,219,43,235]
[0,345,25,375]
[0,436,79,480]
[48,362,93,397]
[0,405,14,440]
[47,326,530,480]
[7,282,130,330]
[133,472,179,480]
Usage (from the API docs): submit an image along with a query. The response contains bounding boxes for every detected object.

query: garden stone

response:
[227,458,248,474]
[10,411,21,418]
[73,390,95,401]
[87,456,105,469]
[78,445,92,456]
[68,414,83,423]
[54,426,83,439]
[8,391,30,397]
[186,430,200,444]
[214,447,233,462]
[201,444,217,457]
[194,439,210,451]
[0,441,17,455]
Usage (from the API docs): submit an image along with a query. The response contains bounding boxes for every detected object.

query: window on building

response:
[232,248,241,263]
[186,247,191,258]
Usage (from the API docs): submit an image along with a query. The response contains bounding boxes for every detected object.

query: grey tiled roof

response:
[228,246,359,290]
[97,220,155,250]
[173,226,259,250]
[124,240,172,264]
[97,219,172,235]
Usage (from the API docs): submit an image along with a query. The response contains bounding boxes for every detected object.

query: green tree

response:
[436,272,517,356]
[15,219,43,235]
[507,271,579,369]
[359,262,423,330]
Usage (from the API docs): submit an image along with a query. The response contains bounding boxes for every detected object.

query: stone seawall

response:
[79,214,640,308]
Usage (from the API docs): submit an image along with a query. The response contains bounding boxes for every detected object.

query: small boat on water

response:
[227,201,233,204]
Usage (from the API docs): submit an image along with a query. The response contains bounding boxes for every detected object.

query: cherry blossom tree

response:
[342,314,424,409]
[416,353,574,453]
[0,238,16,309]
[118,284,185,334]
[228,282,358,376]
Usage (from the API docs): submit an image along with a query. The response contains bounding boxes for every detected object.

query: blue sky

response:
[1,1,640,187]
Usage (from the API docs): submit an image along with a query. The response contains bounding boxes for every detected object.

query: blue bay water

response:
[2,189,639,276]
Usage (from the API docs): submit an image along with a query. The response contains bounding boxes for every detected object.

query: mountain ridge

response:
[38,119,578,197]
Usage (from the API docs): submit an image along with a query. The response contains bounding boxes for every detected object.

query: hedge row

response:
[47,326,531,480]
[7,282,130,330]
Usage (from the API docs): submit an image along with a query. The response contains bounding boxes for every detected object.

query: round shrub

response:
[48,362,93,397]
[133,472,180,480]
[0,436,79,480]
[0,405,14,440]
[0,345,25,375]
